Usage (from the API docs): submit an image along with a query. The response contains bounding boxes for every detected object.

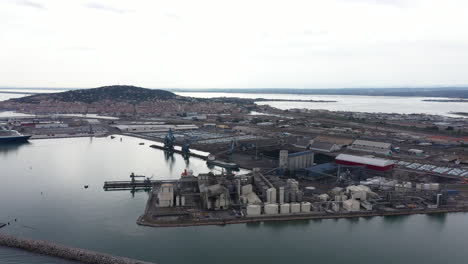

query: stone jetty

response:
[0,233,156,264]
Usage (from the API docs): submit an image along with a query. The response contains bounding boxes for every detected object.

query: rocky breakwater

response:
[0,233,156,264]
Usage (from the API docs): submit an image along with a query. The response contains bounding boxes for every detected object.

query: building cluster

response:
[0,98,248,118]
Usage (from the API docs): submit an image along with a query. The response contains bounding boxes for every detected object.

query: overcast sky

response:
[1,0,468,89]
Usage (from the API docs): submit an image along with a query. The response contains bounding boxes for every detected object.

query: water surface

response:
[1,136,468,264]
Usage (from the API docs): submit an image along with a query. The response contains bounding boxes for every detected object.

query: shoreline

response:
[136,207,468,227]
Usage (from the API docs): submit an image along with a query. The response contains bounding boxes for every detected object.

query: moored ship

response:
[0,128,31,143]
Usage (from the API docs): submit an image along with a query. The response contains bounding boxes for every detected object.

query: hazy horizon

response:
[1,86,468,91]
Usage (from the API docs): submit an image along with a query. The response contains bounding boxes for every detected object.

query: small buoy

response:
[40,192,43,195]
[14,218,17,222]
[84,185,89,189]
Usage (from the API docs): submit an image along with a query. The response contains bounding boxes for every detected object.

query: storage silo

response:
[279,150,289,168]
[280,203,290,214]
[300,202,311,213]
[264,203,279,215]
[290,202,301,213]
[246,205,261,216]
[278,186,285,204]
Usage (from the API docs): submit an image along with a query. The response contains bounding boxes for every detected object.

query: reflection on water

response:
[0,142,30,155]
[382,214,412,225]
[425,213,448,231]
[129,187,151,198]
[2,136,468,264]
[262,219,310,230]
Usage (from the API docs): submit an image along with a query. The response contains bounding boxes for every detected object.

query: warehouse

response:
[348,139,392,155]
[335,154,395,171]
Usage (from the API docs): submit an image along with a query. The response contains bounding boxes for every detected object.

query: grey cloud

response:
[303,30,328,36]
[63,46,95,52]
[165,13,182,20]
[84,2,131,14]
[340,0,408,8]
[14,0,45,9]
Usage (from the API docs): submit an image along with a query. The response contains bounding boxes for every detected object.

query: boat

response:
[206,154,240,169]
[0,128,31,144]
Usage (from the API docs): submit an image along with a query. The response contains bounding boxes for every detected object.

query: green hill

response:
[10,85,177,104]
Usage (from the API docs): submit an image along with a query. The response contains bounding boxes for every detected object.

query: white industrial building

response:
[156,183,174,207]
[348,139,392,155]
[35,123,69,129]
[113,124,198,133]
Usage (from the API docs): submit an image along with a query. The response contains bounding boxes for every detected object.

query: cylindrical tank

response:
[280,203,290,214]
[296,191,303,202]
[246,205,261,216]
[264,203,279,215]
[289,192,296,203]
[301,202,311,213]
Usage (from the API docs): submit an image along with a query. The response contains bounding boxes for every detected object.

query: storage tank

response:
[279,150,289,168]
[284,191,290,203]
[289,191,296,203]
[300,202,311,213]
[267,188,277,203]
[318,193,329,201]
[296,191,303,202]
[290,202,301,213]
[416,183,422,190]
[181,196,185,206]
[430,183,439,191]
[278,186,285,204]
[246,205,261,216]
[280,203,290,214]
[264,203,279,215]
[423,183,431,190]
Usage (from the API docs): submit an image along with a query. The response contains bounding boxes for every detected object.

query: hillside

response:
[9,85,176,104]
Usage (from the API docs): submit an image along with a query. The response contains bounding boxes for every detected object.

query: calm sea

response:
[176,92,468,117]
[2,136,468,264]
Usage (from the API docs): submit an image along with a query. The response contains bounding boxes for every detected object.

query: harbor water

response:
[1,136,468,263]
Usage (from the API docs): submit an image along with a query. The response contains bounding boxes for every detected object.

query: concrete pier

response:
[0,233,156,264]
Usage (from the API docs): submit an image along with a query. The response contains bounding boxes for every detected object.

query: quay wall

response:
[0,233,156,264]
[137,207,468,228]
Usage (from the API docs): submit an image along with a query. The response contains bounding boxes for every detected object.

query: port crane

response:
[181,135,198,155]
[164,129,176,151]
[130,172,151,184]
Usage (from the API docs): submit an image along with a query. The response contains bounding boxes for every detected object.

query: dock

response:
[149,144,208,160]
[103,180,175,190]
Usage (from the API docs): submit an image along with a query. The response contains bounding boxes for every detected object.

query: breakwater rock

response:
[0,233,156,264]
